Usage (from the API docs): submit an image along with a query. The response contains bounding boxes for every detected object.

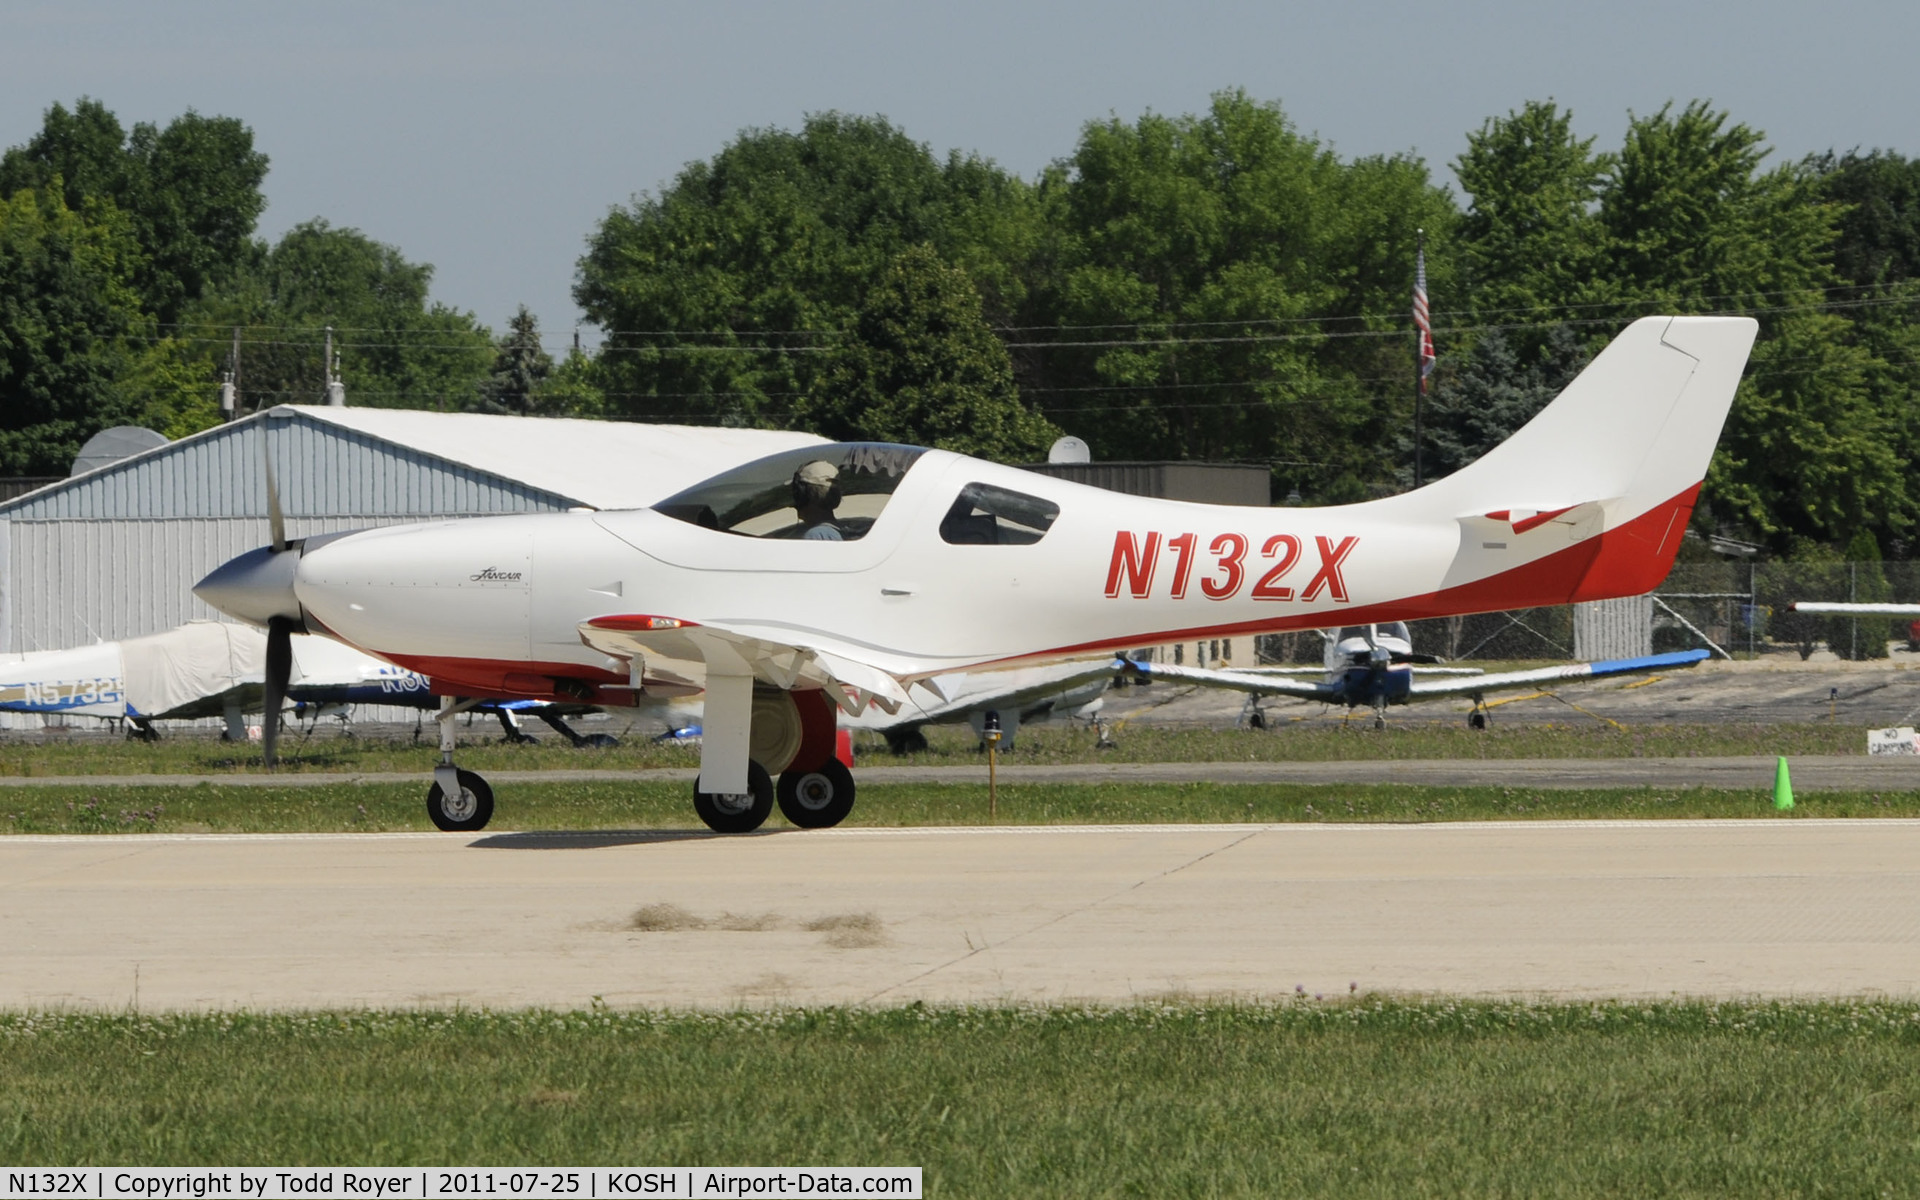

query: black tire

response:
[777,758,857,829]
[426,768,494,832]
[693,760,774,833]
[1468,710,1488,730]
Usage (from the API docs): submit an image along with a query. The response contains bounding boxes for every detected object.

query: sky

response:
[5,1,1915,350]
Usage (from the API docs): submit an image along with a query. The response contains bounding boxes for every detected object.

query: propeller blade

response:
[263,431,288,553]
[263,616,293,768]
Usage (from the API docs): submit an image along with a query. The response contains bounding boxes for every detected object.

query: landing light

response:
[587,614,696,632]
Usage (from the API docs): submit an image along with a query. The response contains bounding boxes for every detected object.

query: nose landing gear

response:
[427,696,495,832]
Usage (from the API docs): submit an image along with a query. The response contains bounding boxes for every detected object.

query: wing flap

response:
[579,613,911,715]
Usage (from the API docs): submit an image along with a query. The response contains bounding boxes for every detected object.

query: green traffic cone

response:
[1773,756,1794,811]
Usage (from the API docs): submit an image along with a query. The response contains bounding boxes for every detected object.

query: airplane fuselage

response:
[282,449,1675,706]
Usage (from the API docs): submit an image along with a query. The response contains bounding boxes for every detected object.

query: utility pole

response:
[227,326,242,421]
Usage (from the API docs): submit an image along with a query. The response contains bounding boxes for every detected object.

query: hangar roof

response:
[0,406,829,521]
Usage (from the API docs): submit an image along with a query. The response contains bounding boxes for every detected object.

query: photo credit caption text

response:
[1,1170,921,1200]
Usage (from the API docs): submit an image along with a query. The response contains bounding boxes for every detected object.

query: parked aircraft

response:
[195,315,1758,833]
[0,621,422,738]
[1124,622,1710,728]
[0,621,634,769]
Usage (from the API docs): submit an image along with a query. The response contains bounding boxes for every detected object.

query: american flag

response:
[1414,244,1436,391]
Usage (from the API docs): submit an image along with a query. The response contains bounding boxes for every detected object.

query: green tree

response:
[1810,150,1920,286]
[0,98,268,323]
[1453,101,1608,348]
[575,113,1043,426]
[190,219,492,412]
[1407,324,1588,483]
[0,185,149,474]
[798,246,1057,459]
[1600,102,1833,311]
[1581,102,1907,550]
[472,306,552,414]
[530,346,606,418]
[1024,91,1453,497]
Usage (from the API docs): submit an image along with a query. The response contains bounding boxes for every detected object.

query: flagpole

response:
[1413,228,1425,489]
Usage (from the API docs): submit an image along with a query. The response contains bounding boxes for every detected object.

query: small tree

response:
[473,306,553,414]
[799,246,1058,460]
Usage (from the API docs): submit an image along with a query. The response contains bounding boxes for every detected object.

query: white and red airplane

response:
[195,315,1756,832]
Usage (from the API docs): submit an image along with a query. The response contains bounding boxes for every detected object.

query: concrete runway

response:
[8,820,1920,1010]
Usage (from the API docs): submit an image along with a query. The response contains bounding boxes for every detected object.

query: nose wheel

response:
[427,767,494,832]
[426,695,495,831]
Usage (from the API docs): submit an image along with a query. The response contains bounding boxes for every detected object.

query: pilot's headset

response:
[791,459,843,509]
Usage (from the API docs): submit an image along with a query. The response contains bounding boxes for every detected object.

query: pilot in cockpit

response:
[791,460,845,541]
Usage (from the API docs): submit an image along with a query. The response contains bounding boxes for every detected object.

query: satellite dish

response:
[71,426,169,477]
[1047,436,1091,465]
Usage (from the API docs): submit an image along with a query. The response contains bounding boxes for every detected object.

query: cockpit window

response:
[939,483,1060,546]
[652,443,927,540]
[1336,622,1411,643]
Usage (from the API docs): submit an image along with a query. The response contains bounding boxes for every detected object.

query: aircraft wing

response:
[579,614,915,716]
[1116,659,1342,701]
[1790,602,1920,617]
[854,658,1125,728]
[1404,648,1710,698]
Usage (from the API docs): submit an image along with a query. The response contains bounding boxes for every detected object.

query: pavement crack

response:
[864,828,1262,1003]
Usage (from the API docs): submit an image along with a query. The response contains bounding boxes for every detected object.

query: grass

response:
[1,779,1915,834]
[0,719,1874,778]
[2,1001,1919,1194]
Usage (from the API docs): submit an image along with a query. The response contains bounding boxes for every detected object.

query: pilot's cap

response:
[793,460,839,488]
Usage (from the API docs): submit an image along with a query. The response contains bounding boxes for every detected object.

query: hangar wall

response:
[0,410,584,731]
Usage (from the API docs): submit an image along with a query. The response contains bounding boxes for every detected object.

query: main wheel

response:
[1468,710,1488,730]
[693,760,774,833]
[426,768,494,832]
[777,759,857,829]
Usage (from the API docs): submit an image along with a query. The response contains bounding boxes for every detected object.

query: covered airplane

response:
[0,621,422,737]
[195,315,1759,833]
[0,621,634,768]
[1123,622,1710,728]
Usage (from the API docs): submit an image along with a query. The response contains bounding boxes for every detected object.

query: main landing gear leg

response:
[1468,695,1490,731]
[427,695,494,832]
[692,670,772,833]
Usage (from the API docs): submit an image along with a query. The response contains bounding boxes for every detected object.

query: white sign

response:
[1867,726,1919,756]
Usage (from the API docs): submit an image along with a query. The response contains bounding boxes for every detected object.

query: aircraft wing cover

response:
[120,621,265,718]
[1404,648,1709,698]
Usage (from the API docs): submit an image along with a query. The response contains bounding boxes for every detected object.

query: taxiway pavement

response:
[6,820,1919,1010]
[1,754,1915,789]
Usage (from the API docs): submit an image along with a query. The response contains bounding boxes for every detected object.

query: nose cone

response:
[193,545,302,627]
